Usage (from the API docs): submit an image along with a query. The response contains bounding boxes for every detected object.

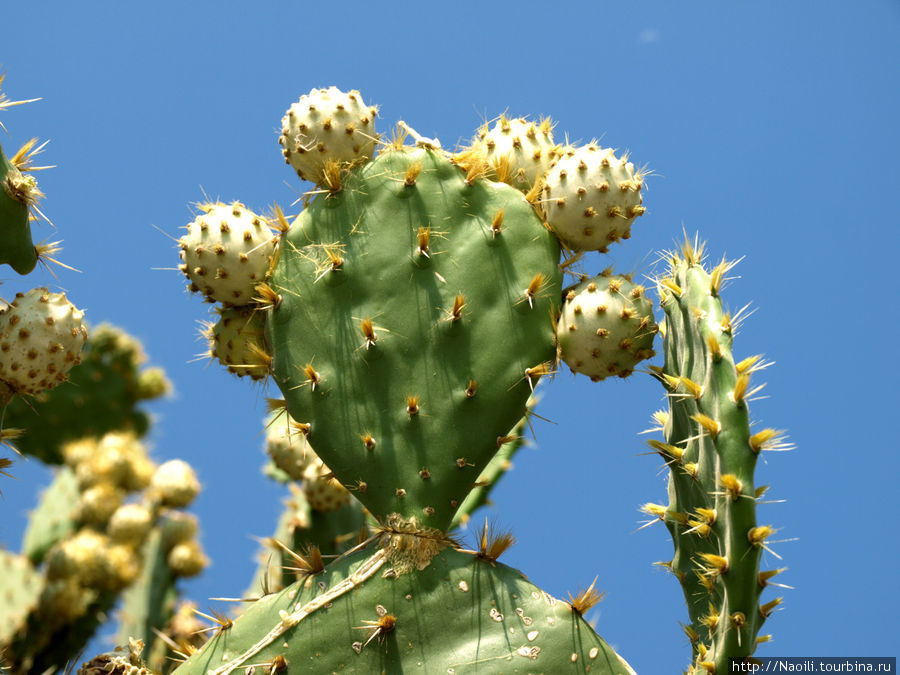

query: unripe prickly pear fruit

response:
[108,503,154,544]
[160,511,199,548]
[556,273,657,380]
[38,579,90,626]
[543,144,646,252]
[74,482,124,527]
[302,457,351,512]
[0,287,87,395]
[57,529,114,588]
[279,86,378,186]
[207,306,270,380]
[62,437,99,468]
[167,540,208,578]
[475,114,557,191]
[264,413,313,481]
[151,459,200,507]
[178,201,276,306]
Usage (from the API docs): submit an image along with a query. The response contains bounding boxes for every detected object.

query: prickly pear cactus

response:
[646,236,786,673]
[156,85,788,675]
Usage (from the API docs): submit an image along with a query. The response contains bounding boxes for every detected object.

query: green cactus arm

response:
[21,466,80,564]
[650,237,785,671]
[116,528,179,670]
[0,141,38,275]
[450,414,528,530]
[175,545,633,674]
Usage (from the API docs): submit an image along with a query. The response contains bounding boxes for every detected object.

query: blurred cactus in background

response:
[0,79,788,674]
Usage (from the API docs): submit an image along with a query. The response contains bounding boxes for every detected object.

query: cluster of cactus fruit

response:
[0,80,788,674]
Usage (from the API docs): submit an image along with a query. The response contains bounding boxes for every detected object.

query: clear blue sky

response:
[2,2,898,672]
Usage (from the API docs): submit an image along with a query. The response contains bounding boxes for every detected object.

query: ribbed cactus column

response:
[649,237,784,672]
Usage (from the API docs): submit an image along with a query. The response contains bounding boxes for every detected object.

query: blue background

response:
[1,2,898,671]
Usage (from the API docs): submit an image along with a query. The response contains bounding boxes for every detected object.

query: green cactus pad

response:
[176,546,632,674]
[267,147,561,530]
[0,143,38,275]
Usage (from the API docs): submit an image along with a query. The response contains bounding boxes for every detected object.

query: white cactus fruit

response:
[57,529,114,588]
[161,511,199,549]
[208,306,270,380]
[74,482,124,527]
[279,86,378,186]
[556,273,658,381]
[178,201,276,307]
[477,115,557,191]
[543,144,646,252]
[302,456,350,512]
[265,414,314,481]
[108,503,154,544]
[151,459,200,507]
[0,287,87,395]
[167,540,208,578]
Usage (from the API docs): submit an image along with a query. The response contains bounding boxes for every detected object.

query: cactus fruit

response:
[543,143,646,252]
[206,306,270,380]
[264,412,314,481]
[278,86,379,186]
[0,287,87,397]
[150,459,201,508]
[556,272,658,381]
[177,201,276,307]
[465,114,558,191]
